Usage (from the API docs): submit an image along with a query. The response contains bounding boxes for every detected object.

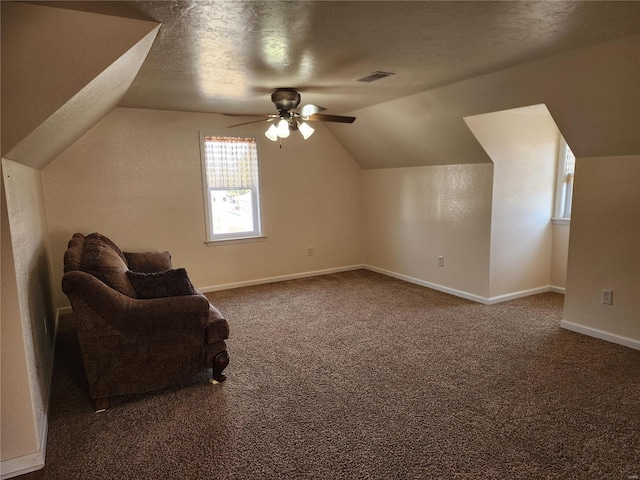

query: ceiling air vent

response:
[357,71,395,83]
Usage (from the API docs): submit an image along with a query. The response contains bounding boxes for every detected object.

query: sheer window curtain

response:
[203,136,259,190]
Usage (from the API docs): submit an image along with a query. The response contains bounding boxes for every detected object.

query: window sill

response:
[551,218,571,226]
[205,236,267,247]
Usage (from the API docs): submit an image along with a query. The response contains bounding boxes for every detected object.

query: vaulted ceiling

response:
[2,1,640,169]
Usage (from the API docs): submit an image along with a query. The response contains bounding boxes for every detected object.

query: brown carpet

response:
[44,269,640,479]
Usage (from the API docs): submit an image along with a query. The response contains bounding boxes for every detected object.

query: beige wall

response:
[464,106,560,298]
[564,156,640,346]
[362,106,567,303]
[42,108,363,309]
[1,170,39,462]
[550,224,570,290]
[1,159,55,465]
[362,164,493,299]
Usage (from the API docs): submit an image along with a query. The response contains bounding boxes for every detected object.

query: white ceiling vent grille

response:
[357,71,395,83]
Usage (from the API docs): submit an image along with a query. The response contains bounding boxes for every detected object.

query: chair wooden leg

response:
[94,396,109,412]
[211,350,229,383]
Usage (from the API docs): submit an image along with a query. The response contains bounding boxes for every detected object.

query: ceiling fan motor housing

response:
[272,88,301,112]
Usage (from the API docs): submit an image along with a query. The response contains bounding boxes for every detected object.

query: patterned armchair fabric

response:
[62,233,229,410]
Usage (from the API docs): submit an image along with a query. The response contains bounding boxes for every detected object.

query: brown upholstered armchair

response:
[62,233,229,410]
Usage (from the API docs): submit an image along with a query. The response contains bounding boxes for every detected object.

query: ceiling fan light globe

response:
[300,104,320,116]
[265,124,278,141]
[276,119,290,138]
[298,121,315,140]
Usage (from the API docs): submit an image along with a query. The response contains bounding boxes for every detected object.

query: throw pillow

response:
[124,251,172,273]
[126,268,197,299]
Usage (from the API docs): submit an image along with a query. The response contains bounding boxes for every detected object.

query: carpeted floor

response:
[43,270,640,479]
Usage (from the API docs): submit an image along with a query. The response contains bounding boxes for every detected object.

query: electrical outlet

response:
[307,247,314,256]
[438,256,445,267]
[602,289,613,305]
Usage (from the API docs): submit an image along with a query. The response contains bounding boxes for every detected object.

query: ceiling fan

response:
[227,88,356,141]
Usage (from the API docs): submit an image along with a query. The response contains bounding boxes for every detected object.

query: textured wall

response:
[564,156,640,344]
[464,105,560,298]
[362,164,493,298]
[550,224,570,290]
[42,108,363,309]
[362,105,564,302]
[1,170,38,461]
[1,159,55,463]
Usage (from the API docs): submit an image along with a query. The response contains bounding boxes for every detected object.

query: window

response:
[200,135,262,242]
[554,137,575,221]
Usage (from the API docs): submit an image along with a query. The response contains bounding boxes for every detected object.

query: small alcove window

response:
[554,138,575,221]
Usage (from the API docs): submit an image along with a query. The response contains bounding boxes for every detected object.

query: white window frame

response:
[199,133,265,244]
[552,136,575,226]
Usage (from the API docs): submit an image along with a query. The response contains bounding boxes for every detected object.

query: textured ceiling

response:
[30,1,640,117]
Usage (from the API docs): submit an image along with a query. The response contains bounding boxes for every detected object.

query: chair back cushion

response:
[65,232,137,297]
[95,246,138,297]
[63,233,85,272]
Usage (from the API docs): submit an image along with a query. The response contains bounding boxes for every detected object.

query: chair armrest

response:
[62,271,210,334]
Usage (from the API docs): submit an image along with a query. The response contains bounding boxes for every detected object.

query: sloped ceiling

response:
[326,33,640,168]
[1,2,159,168]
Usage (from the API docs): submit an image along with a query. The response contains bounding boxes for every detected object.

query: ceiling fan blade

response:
[223,113,277,117]
[306,113,356,124]
[226,117,271,128]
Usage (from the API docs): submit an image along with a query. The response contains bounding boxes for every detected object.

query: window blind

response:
[563,144,575,184]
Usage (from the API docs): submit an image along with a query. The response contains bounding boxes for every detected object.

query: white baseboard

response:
[560,320,640,351]
[198,264,365,293]
[364,265,564,305]
[1,451,45,479]
[1,309,62,479]
[57,269,566,307]
[1,404,48,479]
[363,265,491,304]
[485,286,555,305]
